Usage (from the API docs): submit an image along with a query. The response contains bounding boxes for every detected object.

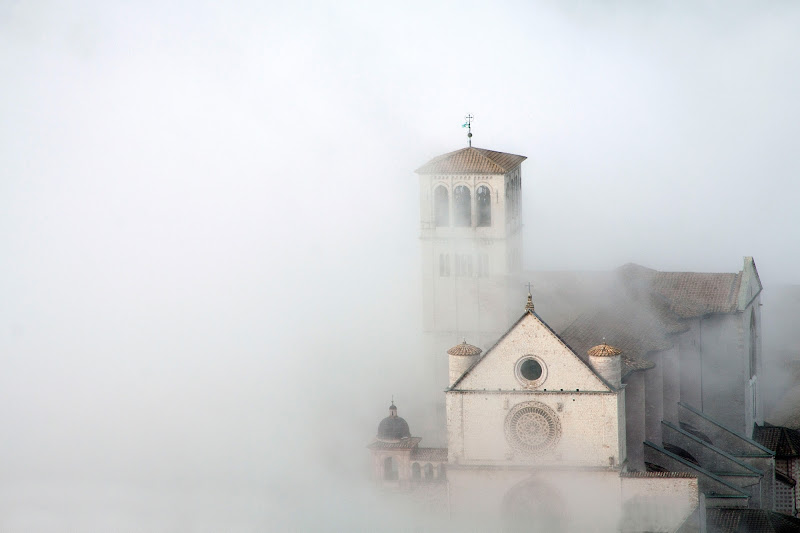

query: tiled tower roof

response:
[415,147,526,174]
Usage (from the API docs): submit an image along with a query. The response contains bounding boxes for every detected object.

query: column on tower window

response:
[477,185,491,226]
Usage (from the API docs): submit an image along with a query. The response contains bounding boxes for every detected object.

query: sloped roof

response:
[366,437,421,450]
[706,508,800,532]
[415,147,527,175]
[560,298,664,377]
[411,447,448,461]
[752,424,800,457]
[651,271,742,318]
[620,471,696,478]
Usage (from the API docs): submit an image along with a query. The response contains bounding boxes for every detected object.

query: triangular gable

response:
[450,311,612,392]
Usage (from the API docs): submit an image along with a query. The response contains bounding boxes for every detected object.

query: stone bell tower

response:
[414,135,527,436]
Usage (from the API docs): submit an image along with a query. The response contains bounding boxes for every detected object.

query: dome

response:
[587,343,622,357]
[447,340,482,357]
[377,403,411,441]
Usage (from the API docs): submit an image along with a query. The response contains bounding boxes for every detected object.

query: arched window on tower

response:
[434,186,449,227]
[454,185,471,227]
[383,456,398,480]
[477,185,491,227]
[412,462,421,480]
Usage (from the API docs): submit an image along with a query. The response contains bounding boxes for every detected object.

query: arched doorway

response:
[502,479,566,532]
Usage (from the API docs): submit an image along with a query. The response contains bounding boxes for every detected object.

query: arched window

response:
[454,185,471,227]
[434,186,449,227]
[477,185,491,226]
[383,457,398,480]
[424,463,434,480]
[411,462,421,480]
[438,464,446,480]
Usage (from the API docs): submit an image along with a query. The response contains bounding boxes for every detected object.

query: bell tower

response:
[415,134,527,421]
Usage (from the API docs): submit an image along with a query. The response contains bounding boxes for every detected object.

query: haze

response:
[1,1,799,530]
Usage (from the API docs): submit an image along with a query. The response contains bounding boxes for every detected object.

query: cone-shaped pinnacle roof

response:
[587,343,622,357]
[447,340,482,357]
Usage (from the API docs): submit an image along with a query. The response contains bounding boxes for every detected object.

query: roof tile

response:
[415,147,526,174]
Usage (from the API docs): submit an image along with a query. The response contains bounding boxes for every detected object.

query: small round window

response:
[515,356,547,388]
[520,359,542,381]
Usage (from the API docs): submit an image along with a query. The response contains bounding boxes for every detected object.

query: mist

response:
[2,1,800,530]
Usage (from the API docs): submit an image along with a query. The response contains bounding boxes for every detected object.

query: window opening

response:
[477,185,491,226]
[383,456,398,480]
[454,186,471,227]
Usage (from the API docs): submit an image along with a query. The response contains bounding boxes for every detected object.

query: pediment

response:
[451,312,611,392]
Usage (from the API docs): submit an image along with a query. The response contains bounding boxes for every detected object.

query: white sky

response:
[1,1,799,530]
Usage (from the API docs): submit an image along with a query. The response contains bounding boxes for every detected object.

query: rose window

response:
[505,402,561,454]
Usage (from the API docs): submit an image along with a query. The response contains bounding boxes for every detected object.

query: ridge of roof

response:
[415,146,527,175]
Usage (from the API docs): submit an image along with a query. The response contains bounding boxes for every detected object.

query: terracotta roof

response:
[752,424,800,457]
[706,508,800,532]
[620,471,695,478]
[411,447,448,462]
[447,341,482,357]
[366,437,421,450]
[415,147,526,175]
[587,343,622,357]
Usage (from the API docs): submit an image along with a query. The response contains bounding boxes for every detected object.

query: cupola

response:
[376,402,412,442]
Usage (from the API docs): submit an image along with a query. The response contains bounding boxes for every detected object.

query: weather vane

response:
[462,114,474,147]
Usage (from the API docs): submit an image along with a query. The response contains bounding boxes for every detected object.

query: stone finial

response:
[525,292,534,312]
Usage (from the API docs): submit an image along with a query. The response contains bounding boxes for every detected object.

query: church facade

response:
[367,142,800,531]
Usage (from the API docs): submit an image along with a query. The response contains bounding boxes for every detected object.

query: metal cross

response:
[463,114,474,146]
[526,282,533,294]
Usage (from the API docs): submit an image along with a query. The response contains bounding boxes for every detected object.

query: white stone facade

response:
[446,312,626,469]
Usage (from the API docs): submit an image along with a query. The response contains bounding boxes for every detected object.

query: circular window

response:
[520,359,542,381]
[514,356,547,388]
[504,402,561,455]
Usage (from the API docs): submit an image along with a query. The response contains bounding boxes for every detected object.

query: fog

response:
[2,1,799,530]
